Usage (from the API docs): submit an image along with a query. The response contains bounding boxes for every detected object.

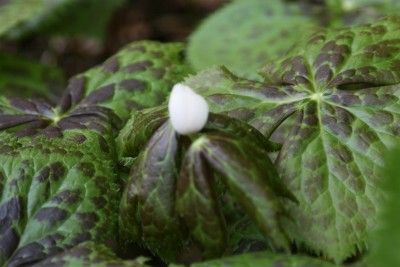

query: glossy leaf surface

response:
[184,17,400,262]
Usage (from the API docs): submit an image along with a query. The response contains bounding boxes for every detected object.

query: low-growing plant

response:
[0,0,399,266]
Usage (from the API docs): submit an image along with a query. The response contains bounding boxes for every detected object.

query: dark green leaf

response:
[119,108,294,260]
[177,137,228,259]
[187,0,317,80]
[219,185,273,255]
[116,106,169,167]
[184,17,400,262]
[180,132,295,254]
[226,213,271,255]
[32,241,149,267]
[119,122,184,262]
[204,113,282,152]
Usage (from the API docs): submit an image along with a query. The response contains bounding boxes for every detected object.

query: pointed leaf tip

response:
[168,83,209,135]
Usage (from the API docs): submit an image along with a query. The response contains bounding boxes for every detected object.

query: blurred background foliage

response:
[367,147,400,267]
[1,0,400,265]
[1,0,399,86]
[0,0,226,79]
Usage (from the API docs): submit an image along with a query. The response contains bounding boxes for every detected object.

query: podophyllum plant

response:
[1,1,400,266]
[117,16,400,266]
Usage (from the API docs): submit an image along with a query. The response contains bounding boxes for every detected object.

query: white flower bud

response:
[168,83,209,135]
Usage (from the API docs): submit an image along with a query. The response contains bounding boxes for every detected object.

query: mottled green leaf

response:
[184,66,307,143]
[119,110,294,260]
[184,17,400,262]
[32,241,149,267]
[368,148,400,267]
[71,41,191,124]
[226,213,271,255]
[0,41,191,139]
[0,52,65,103]
[116,106,169,167]
[176,136,228,259]
[190,251,336,267]
[260,16,400,87]
[119,122,184,262]
[116,110,280,167]
[0,41,191,265]
[187,0,317,80]
[0,131,119,266]
[219,181,272,255]
[178,131,296,256]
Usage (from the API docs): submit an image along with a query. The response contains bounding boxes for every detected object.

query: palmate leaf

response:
[177,131,296,258]
[0,41,191,266]
[184,16,400,262]
[0,41,191,138]
[187,0,317,81]
[32,241,149,267]
[189,251,336,267]
[118,112,295,261]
